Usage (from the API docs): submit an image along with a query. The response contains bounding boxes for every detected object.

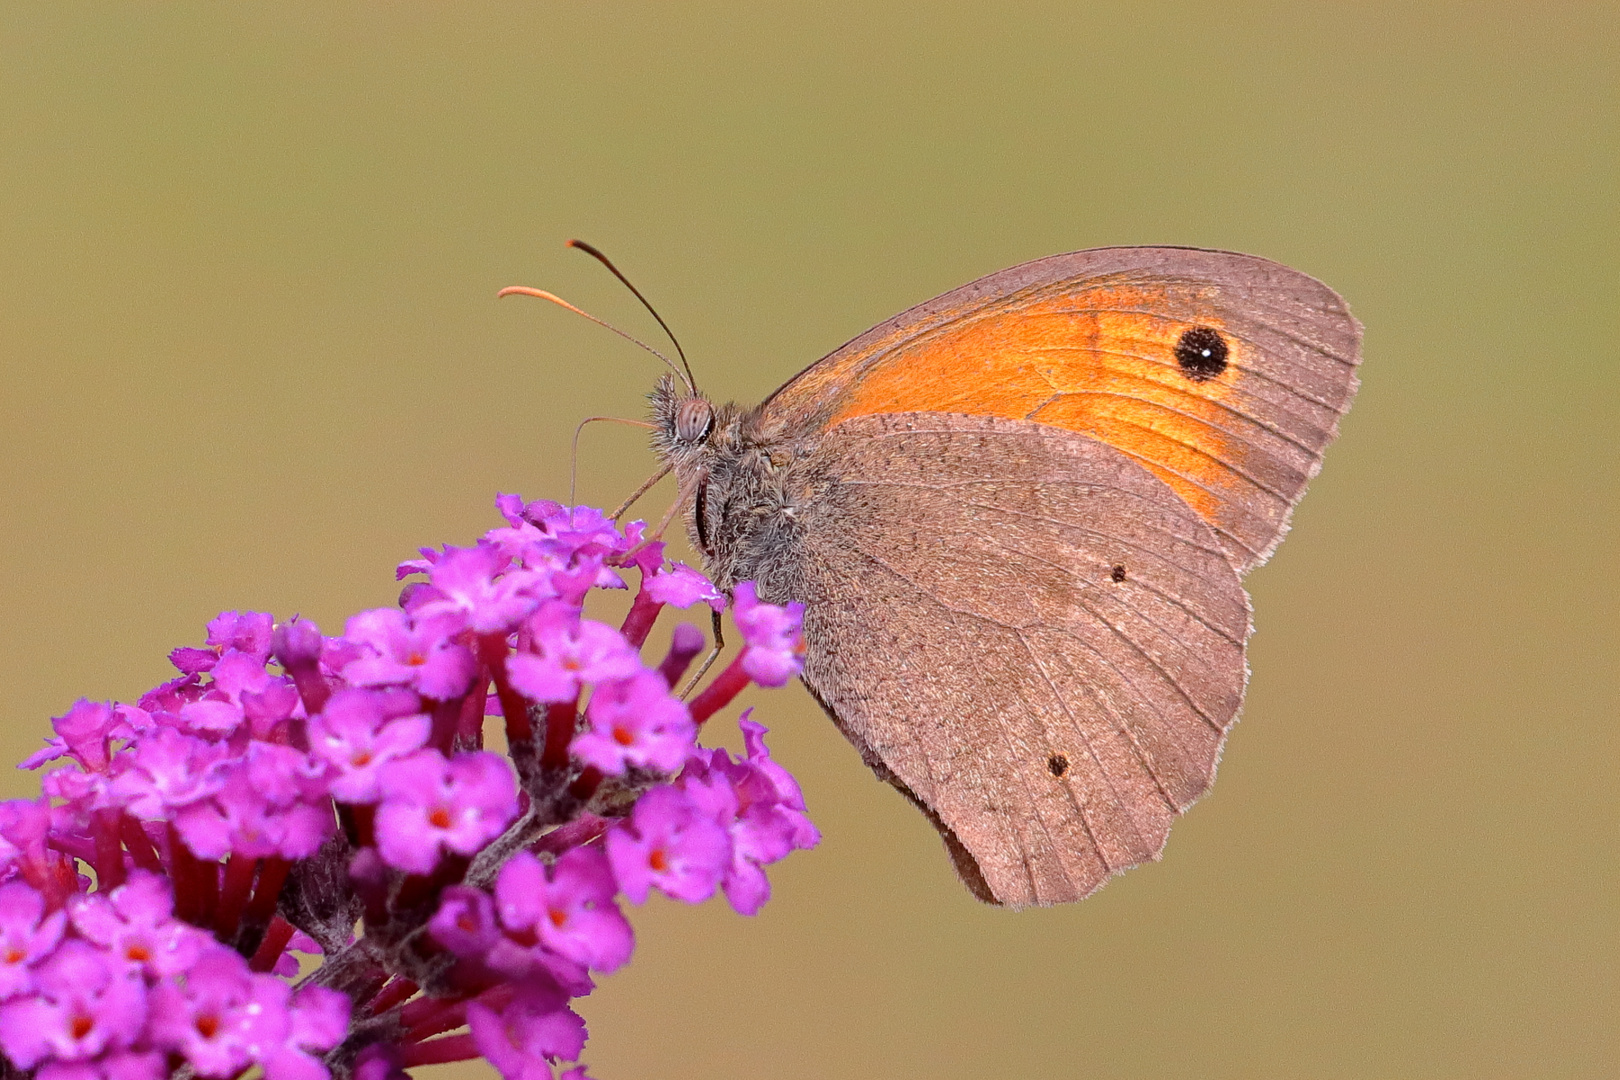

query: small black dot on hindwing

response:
[1175,326,1229,381]
[1047,754,1070,778]
[1110,564,1127,583]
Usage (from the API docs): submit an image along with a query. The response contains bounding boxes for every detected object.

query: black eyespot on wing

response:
[1175,326,1228,381]
[1110,564,1127,583]
[1047,753,1070,778]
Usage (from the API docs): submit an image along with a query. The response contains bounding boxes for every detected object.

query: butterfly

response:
[623,246,1360,908]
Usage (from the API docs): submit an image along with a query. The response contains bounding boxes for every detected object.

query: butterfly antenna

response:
[496,285,692,391]
[566,239,698,394]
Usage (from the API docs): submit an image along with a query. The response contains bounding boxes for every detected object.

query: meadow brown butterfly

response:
[648,246,1361,908]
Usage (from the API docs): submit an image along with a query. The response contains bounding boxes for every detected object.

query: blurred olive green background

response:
[2,4,1614,1078]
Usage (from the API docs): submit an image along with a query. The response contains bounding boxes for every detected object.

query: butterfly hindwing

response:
[758,412,1251,907]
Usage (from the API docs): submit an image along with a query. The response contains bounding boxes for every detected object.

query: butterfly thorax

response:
[649,374,822,601]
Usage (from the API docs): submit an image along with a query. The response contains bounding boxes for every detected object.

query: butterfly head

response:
[652,374,754,503]
[650,374,797,587]
[650,373,721,452]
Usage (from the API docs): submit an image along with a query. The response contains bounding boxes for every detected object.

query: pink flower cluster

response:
[3,494,815,1079]
[0,869,343,1080]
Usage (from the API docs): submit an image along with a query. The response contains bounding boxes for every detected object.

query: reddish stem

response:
[531,813,610,857]
[428,696,462,754]
[197,858,220,925]
[348,804,377,849]
[92,809,126,890]
[350,852,391,929]
[394,850,471,918]
[214,852,258,940]
[119,815,164,873]
[541,700,578,771]
[242,856,292,928]
[168,826,218,927]
[248,915,296,973]
[398,993,446,1028]
[686,653,752,724]
[402,997,469,1041]
[367,977,421,1017]
[400,1033,479,1067]
[23,852,79,912]
[284,661,330,720]
[479,634,532,743]
[45,833,95,866]
[457,678,489,749]
[657,622,707,688]
[619,588,663,648]
[566,766,603,802]
[274,618,330,722]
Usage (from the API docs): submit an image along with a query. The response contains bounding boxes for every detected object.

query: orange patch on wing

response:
[824,287,1245,522]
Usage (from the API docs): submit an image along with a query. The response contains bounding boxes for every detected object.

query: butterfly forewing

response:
[761,247,1361,571]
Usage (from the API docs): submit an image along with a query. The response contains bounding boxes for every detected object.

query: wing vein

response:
[1035,298,1360,373]
[841,477,1236,560]
[840,547,1059,891]
[1019,627,1184,823]
[1077,416,1296,504]
[974,530,1227,739]
[1019,380,1327,459]
[1019,341,1347,438]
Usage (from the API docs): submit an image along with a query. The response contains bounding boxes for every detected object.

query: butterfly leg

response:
[678,608,726,699]
[620,475,698,566]
[609,462,673,521]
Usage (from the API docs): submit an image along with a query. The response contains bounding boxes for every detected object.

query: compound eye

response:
[675,398,714,443]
